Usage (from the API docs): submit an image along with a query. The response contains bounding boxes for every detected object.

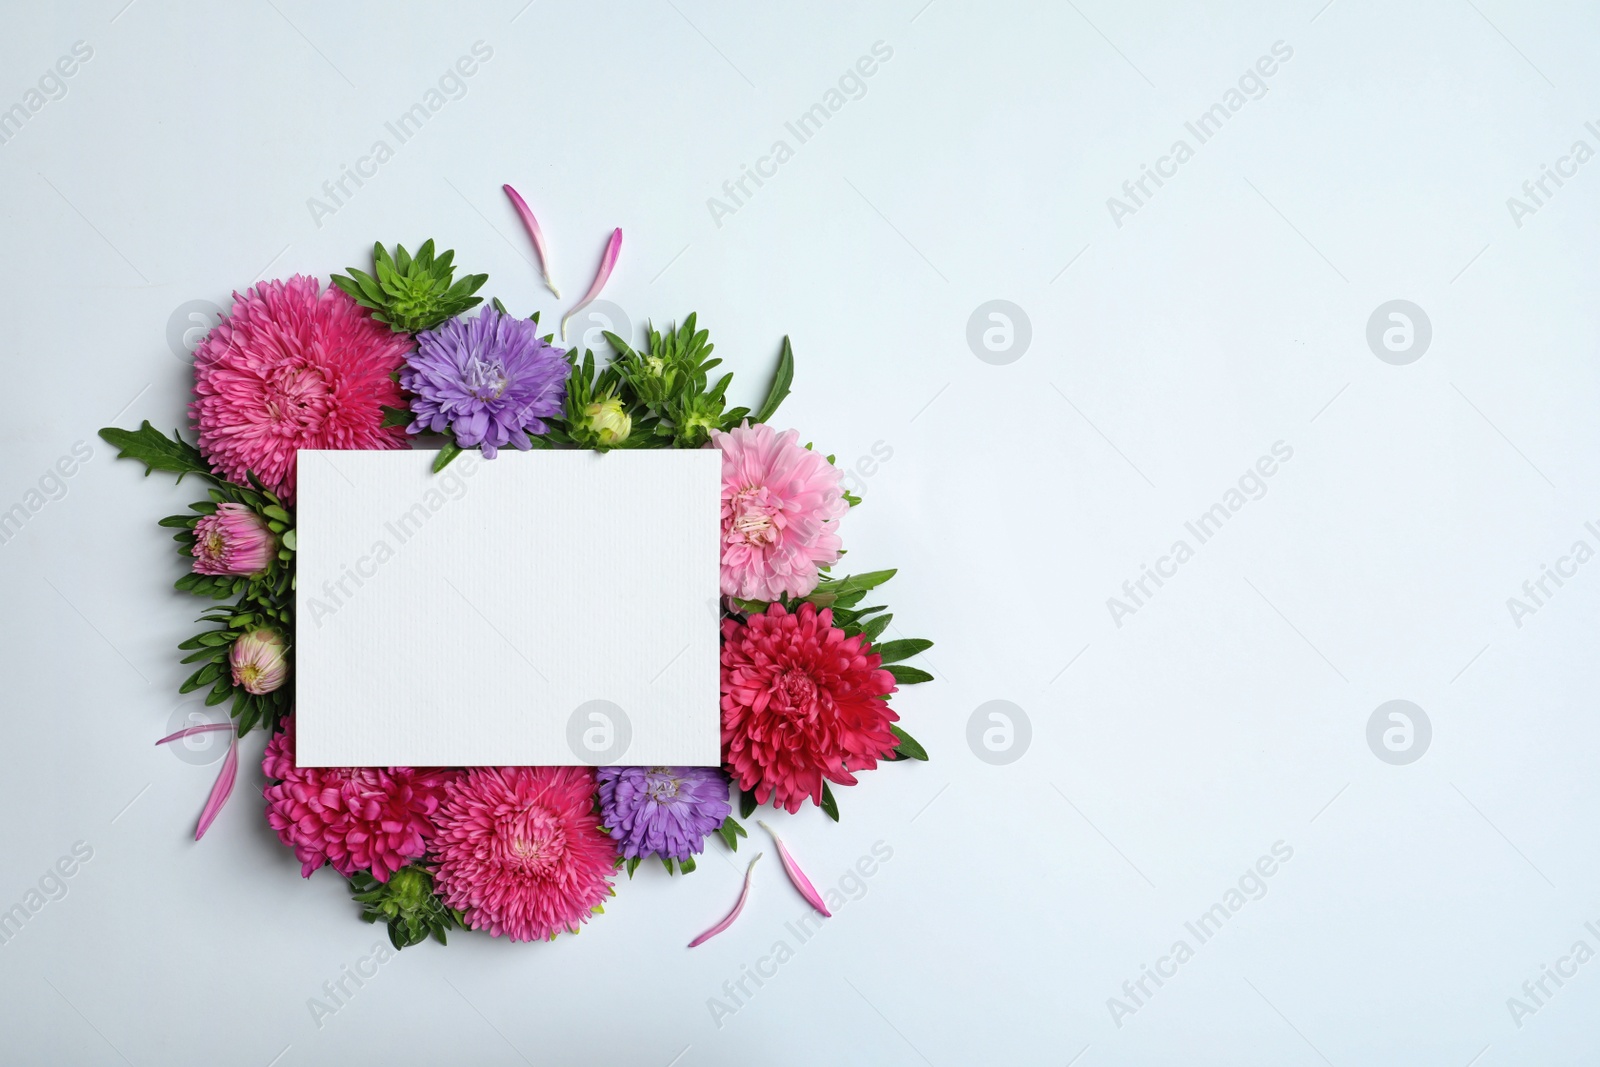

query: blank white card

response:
[293,448,723,767]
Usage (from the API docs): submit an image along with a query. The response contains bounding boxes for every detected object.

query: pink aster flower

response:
[721,602,899,813]
[190,275,411,502]
[430,766,616,942]
[711,421,846,601]
[229,629,288,694]
[262,717,458,882]
[191,503,275,576]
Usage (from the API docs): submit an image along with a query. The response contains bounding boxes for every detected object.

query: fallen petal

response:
[560,227,622,343]
[688,852,762,948]
[759,820,831,917]
[195,733,239,841]
[155,722,234,746]
[503,183,561,299]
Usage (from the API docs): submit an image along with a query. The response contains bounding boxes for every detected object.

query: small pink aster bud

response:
[192,503,276,576]
[230,629,288,694]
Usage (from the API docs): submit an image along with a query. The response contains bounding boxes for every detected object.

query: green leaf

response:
[379,405,412,429]
[432,442,463,472]
[890,724,929,761]
[739,789,757,820]
[717,815,748,851]
[820,782,840,822]
[728,597,767,615]
[179,662,219,693]
[873,638,933,664]
[861,613,893,642]
[679,856,697,874]
[98,422,213,482]
[887,664,935,685]
[626,856,642,878]
[816,569,897,599]
[281,529,297,552]
[752,336,794,424]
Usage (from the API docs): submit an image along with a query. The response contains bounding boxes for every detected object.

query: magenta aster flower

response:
[401,306,568,458]
[190,276,411,503]
[597,766,731,861]
[262,717,459,882]
[191,503,275,576]
[229,629,288,694]
[712,421,847,601]
[430,766,616,942]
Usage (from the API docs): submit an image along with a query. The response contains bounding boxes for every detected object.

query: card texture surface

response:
[294,448,723,767]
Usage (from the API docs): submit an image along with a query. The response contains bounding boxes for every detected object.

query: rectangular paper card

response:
[294,448,723,767]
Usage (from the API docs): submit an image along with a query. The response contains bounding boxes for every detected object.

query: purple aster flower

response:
[597,766,733,861]
[400,306,567,458]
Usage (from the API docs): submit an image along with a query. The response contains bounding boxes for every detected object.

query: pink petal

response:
[195,733,239,841]
[759,820,831,917]
[688,852,763,948]
[154,722,234,746]
[503,183,561,299]
[560,227,622,343]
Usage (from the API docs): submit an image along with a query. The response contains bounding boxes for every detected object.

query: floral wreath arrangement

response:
[100,186,933,949]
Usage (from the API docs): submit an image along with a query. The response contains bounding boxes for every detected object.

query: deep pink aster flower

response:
[711,421,846,601]
[721,602,898,813]
[190,276,411,502]
[191,503,275,576]
[262,717,458,882]
[430,766,616,942]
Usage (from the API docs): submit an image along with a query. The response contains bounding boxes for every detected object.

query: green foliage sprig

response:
[332,239,487,333]
[528,315,793,451]
[99,423,294,736]
[349,866,464,950]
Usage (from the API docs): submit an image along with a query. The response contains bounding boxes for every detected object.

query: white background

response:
[1,1,1598,1064]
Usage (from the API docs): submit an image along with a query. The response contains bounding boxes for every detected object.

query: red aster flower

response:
[720,602,898,813]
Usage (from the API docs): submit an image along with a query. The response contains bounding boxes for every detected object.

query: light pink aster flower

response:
[262,717,459,882]
[190,275,411,502]
[711,421,846,601]
[191,503,275,576]
[229,629,288,695]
